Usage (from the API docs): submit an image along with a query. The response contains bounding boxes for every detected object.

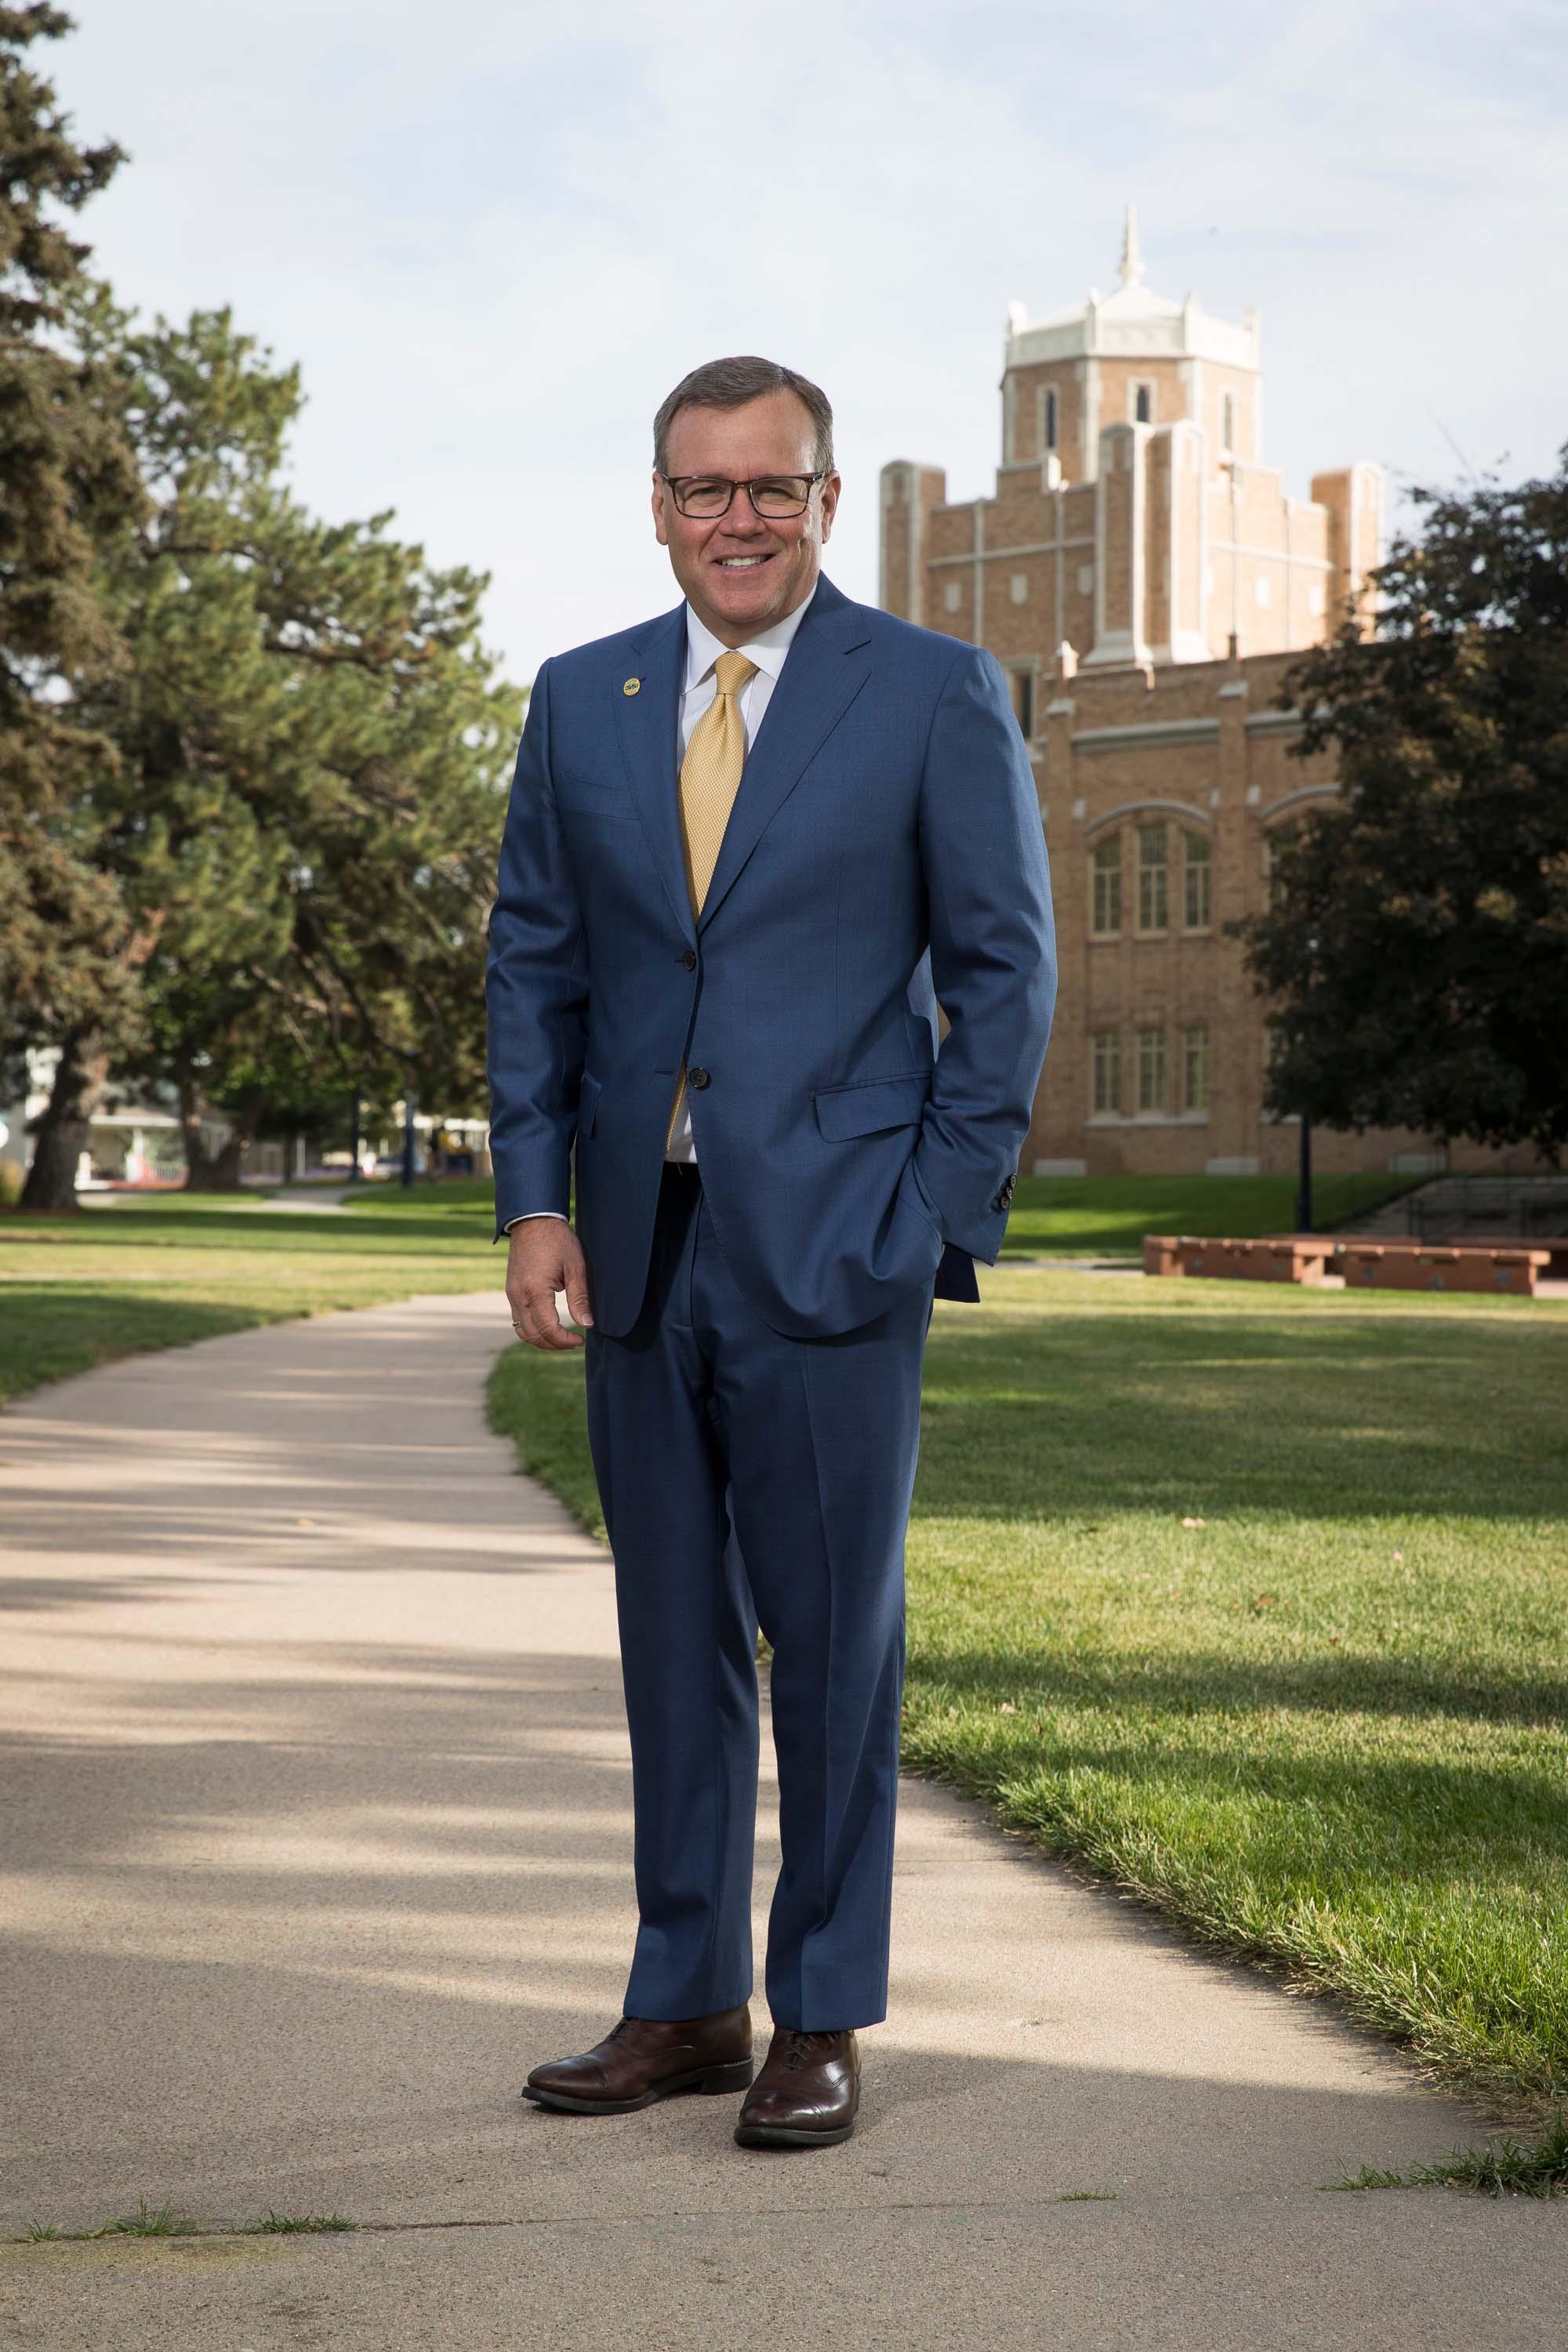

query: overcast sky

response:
[53,0,1567,687]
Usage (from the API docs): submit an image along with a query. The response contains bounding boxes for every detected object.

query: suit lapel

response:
[612,601,694,947]
[698,576,873,934]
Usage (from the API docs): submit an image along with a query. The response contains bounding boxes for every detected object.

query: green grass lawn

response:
[7,1176,1565,2127]
[489,1266,1568,2121]
[0,1189,503,1406]
[347,1174,499,1217]
[999,1170,1418,1256]
[349,1168,1417,1256]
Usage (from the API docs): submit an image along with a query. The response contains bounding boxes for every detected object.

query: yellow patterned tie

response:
[666,650,758,1149]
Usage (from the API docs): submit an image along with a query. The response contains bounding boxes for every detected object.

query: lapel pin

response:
[622,677,641,696]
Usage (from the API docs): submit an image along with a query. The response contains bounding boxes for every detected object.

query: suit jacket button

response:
[680,949,696,970]
[688,1065,711,1089]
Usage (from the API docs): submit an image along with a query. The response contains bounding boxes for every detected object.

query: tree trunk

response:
[203,1124,254,1189]
[177,1072,260,1190]
[20,1031,109,1212]
[176,1072,219,1188]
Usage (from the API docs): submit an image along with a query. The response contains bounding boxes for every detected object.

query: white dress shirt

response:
[506,580,818,1229]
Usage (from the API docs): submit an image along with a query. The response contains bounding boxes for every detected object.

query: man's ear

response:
[818,470,842,544]
[652,474,670,547]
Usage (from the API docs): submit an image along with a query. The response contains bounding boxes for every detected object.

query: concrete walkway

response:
[0,1295,1559,2350]
[248,1183,354,1212]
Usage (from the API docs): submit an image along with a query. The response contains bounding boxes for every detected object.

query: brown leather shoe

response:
[522,2008,753,2115]
[734,2026,859,2149]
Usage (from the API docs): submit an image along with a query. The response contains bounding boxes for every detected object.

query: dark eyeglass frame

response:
[660,471,827,520]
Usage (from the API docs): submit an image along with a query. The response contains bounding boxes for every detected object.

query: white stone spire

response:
[1118,201,1145,292]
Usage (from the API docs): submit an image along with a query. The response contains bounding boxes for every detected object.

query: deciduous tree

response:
[1242,449,1568,1161]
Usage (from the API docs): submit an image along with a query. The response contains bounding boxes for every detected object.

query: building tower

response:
[881,206,1382,678]
[880,219,1428,1185]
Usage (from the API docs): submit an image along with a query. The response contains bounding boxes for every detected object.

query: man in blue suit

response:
[487,356,1054,2149]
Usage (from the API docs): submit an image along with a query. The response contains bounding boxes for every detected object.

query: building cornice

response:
[1006,297,1258,374]
[1072,717,1221,753]
[1243,709,1309,739]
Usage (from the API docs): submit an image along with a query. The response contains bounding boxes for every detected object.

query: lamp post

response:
[1295,1112,1313,1236]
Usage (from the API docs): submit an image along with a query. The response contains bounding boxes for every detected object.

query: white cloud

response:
[54,0,1568,682]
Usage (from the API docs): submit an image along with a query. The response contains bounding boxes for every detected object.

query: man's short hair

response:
[653,356,834,477]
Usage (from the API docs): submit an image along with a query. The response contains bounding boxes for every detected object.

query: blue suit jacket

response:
[485,572,1056,1340]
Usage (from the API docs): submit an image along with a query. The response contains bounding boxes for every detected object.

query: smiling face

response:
[652,388,840,646]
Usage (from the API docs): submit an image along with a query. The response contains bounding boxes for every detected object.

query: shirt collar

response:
[683,576,818,692]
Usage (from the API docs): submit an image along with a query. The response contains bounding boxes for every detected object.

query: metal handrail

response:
[1409,1178,1568,1242]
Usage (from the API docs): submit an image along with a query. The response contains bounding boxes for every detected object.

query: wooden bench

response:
[1144,1235,1552,1297]
[1337,1241,1551,1298]
[1143,1236,1338,1285]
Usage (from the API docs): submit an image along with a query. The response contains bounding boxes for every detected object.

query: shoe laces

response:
[784,2029,836,2071]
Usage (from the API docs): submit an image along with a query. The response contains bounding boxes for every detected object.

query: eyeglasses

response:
[661,472,825,520]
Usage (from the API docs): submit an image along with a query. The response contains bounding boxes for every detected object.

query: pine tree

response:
[86,306,521,1185]
[3,16,518,1201]
[0,5,145,1207]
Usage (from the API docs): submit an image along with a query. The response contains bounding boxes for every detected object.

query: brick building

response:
[880,211,1454,1181]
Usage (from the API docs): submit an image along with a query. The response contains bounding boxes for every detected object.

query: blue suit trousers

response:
[583,1159,935,2031]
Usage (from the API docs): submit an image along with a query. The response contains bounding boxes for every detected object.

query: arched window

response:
[1041,385,1058,453]
[1182,829,1211,929]
[1221,392,1236,455]
[1137,822,1168,931]
[1134,381,1153,425]
[1091,834,1123,935]
[1263,822,1298,909]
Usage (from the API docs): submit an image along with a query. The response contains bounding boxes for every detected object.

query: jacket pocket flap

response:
[814,1069,930,1141]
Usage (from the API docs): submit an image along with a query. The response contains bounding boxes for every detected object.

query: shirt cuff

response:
[503,1210,569,1232]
